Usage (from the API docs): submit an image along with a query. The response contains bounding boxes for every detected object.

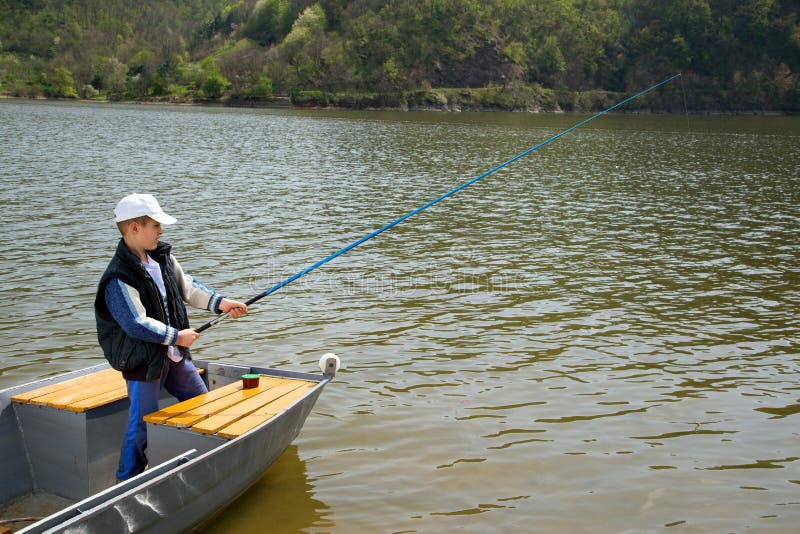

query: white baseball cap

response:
[114,193,177,224]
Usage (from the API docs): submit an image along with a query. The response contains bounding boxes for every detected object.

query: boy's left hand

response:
[219,298,248,319]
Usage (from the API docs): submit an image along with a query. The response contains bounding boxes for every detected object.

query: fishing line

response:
[196,73,681,333]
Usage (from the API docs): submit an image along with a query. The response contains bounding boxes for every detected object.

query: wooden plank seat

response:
[143,376,317,439]
[10,367,205,413]
[11,368,128,413]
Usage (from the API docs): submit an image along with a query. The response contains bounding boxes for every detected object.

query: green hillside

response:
[1,0,798,112]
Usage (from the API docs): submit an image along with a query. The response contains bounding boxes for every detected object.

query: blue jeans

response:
[116,357,207,480]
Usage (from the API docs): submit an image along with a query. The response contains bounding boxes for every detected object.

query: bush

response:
[81,84,99,99]
[289,90,404,108]
[407,88,447,107]
[45,66,78,98]
[202,72,230,99]
[290,89,329,106]
[13,82,44,98]
[237,75,273,101]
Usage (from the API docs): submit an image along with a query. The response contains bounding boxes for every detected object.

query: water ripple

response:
[2,101,799,532]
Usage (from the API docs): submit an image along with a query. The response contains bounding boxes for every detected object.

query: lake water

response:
[1,99,799,532]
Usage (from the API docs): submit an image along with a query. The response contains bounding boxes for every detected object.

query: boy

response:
[94,193,247,480]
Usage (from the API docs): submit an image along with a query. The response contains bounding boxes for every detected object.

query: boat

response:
[0,355,339,533]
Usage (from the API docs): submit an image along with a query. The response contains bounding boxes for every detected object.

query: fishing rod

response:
[196,73,681,333]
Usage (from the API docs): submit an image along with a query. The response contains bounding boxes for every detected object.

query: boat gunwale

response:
[0,363,110,399]
[16,449,199,534]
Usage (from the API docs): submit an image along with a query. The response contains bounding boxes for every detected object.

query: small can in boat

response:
[241,374,260,388]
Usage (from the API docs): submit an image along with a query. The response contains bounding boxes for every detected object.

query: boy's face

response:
[129,218,163,251]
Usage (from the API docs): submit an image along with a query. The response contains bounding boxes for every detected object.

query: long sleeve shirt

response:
[104,254,222,361]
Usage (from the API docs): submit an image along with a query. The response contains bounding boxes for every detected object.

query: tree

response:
[240,0,300,46]
[45,66,78,98]
[202,71,229,99]
[535,35,567,78]
[99,56,128,96]
[251,72,273,99]
[279,4,327,88]
[216,39,268,96]
[0,0,797,111]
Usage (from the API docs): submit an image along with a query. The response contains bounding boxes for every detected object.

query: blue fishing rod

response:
[196,73,681,333]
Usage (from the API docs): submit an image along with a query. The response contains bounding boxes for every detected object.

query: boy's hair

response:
[116,215,152,235]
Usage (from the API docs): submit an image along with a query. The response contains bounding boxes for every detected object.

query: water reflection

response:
[197,446,332,533]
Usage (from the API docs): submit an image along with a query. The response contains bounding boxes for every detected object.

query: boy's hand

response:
[219,298,248,319]
[176,328,200,347]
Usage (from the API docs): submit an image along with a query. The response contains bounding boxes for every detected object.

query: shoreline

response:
[0,93,292,108]
[0,94,793,116]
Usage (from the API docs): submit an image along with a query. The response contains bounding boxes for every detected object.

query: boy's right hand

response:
[176,328,200,347]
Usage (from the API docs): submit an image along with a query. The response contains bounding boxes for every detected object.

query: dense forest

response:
[0,0,798,112]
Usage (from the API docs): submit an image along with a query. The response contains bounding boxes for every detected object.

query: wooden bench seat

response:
[11,368,127,413]
[11,367,205,413]
[143,376,317,439]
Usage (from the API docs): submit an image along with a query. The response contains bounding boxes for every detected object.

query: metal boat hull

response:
[0,361,330,533]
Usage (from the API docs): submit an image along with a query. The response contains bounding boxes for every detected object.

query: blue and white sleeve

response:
[104,278,179,345]
[171,256,224,313]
